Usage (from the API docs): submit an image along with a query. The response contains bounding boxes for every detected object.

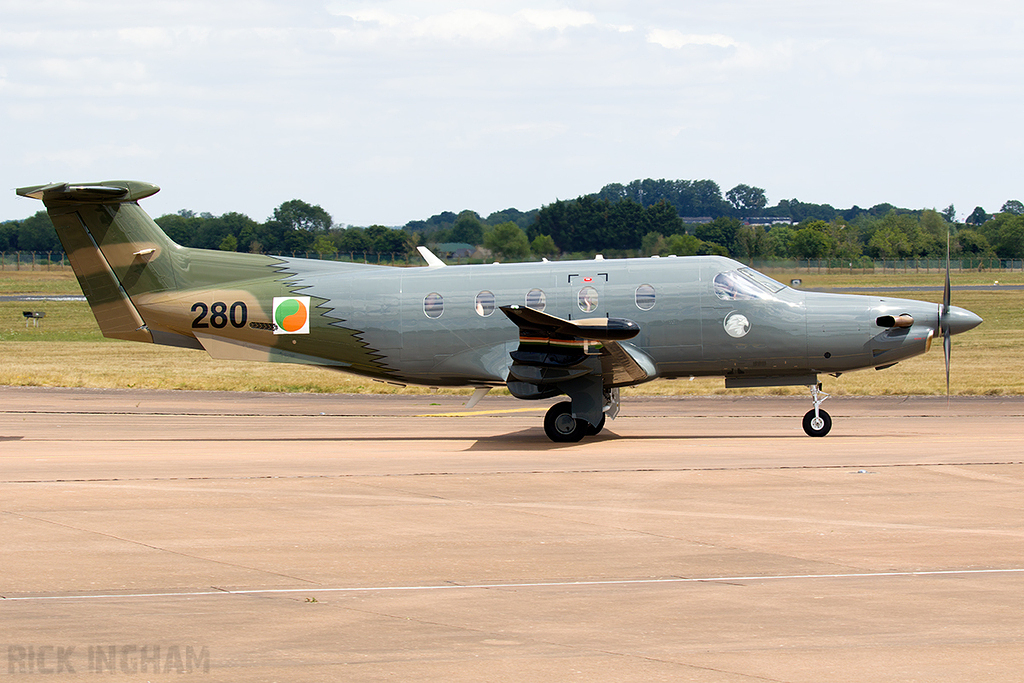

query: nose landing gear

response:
[802,383,832,437]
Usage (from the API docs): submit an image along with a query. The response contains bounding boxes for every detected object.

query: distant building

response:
[435,242,476,259]
[680,216,793,226]
[743,217,793,226]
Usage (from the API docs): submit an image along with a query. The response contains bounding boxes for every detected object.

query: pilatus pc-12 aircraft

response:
[18,181,983,442]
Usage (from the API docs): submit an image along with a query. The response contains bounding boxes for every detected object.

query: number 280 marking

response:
[191,301,248,329]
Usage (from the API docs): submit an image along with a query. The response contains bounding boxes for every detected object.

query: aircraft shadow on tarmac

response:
[463,428,874,451]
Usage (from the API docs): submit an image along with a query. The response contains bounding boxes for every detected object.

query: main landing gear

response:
[543,401,609,442]
[542,388,616,443]
[802,383,831,437]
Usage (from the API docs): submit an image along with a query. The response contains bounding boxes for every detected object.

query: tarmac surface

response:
[1,386,1022,682]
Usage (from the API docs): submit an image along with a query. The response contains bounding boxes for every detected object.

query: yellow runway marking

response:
[416,407,547,417]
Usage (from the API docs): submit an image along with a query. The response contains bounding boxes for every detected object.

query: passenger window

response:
[578,286,598,313]
[423,292,444,318]
[475,290,495,317]
[526,288,546,312]
[635,284,656,310]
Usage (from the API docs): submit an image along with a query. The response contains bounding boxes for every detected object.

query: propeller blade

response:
[943,232,951,316]
[944,326,951,404]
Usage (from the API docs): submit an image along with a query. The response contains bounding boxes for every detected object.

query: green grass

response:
[1,269,1020,395]
[0,269,81,295]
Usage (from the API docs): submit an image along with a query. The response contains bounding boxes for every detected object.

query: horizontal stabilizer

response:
[17,181,159,204]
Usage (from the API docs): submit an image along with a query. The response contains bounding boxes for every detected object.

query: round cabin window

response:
[475,290,495,317]
[423,292,444,319]
[635,284,656,310]
[526,288,546,312]
[578,286,598,313]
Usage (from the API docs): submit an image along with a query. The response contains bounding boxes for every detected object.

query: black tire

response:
[802,409,832,437]
[585,414,606,436]
[544,401,587,443]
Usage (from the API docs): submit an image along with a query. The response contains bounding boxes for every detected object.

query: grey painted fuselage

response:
[296,254,971,387]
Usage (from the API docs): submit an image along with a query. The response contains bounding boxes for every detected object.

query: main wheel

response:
[802,409,832,437]
[544,401,587,443]
[585,414,606,436]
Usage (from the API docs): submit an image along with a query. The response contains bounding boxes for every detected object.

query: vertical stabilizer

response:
[16,181,174,343]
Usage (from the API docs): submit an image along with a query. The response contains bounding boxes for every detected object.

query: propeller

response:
[941,232,952,403]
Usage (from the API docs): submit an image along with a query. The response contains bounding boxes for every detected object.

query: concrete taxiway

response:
[1,386,1022,682]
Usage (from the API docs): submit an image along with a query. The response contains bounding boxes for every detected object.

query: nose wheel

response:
[802,384,832,437]
[802,408,832,436]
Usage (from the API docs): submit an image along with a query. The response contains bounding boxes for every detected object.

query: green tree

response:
[693,217,741,255]
[155,213,200,246]
[986,213,1024,257]
[966,206,988,225]
[484,222,530,259]
[1000,200,1024,216]
[791,227,833,259]
[530,234,558,257]
[735,225,768,263]
[867,224,913,259]
[644,200,684,236]
[806,218,862,259]
[337,227,369,252]
[917,209,949,256]
[364,225,408,254]
[664,233,701,256]
[273,199,332,233]
[766,226,794,257]
[0,221,16,250]
[218,234,238,251]
[641,231,665,256]
[451,211,484,245]
[312,235,335,256]
[955,229,994,256]
[13,211,60,251]
[726,184,767,216]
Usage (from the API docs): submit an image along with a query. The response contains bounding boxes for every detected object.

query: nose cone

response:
[945,306,983,335]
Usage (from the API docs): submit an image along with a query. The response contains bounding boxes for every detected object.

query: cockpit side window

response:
[713,270,779,301]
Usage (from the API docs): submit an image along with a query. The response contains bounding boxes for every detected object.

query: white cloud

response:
[117,27,176,49]
[329,5,599,46]
[646,29,738,50]
[340,7,410,28]
[515,8,596,31]
[25,144,157,171]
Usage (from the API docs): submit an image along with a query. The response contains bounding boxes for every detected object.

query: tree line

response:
[3,178,1022,261]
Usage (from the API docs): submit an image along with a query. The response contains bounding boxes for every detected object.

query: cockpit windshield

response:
[738,268,786,293]
[713,268,786,301]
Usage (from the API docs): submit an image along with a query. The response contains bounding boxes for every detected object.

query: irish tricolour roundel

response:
[273,296,311,334]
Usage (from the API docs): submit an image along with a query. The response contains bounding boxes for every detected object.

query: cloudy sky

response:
[2,1,1021,226]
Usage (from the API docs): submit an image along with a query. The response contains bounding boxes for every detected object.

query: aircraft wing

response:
[500,305,657,392]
